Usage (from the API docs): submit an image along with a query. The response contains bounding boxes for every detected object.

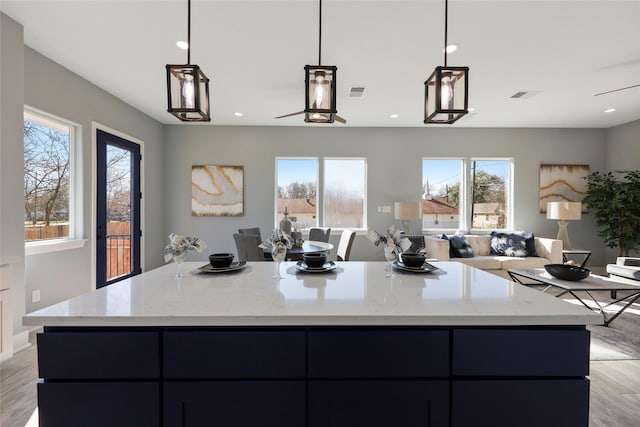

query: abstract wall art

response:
[192,165,244,216]
[539,164,589,213]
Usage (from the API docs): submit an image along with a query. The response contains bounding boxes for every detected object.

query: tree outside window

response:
[24,112,71,241]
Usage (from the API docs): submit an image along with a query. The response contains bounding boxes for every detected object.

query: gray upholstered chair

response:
[238,227,262,241]
[402,235,426,253]
[336,230,356,261]
[308,227,331,242]
[233,233,265,262]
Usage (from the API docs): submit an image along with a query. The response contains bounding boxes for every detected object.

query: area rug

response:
[559,291,640,361]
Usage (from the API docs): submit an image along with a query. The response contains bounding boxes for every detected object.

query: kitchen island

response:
[24,261,601,427]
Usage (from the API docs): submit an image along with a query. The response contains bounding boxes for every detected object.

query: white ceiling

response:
[2,0,640,128]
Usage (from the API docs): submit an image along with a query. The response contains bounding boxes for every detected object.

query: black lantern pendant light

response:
[305,0,341,124]
[166,0,211,122]
[424,0,469,124]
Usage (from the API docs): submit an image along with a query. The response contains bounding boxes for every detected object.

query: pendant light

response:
[424,0,469,124]
[304,0,341,124]
[166,0,211,122]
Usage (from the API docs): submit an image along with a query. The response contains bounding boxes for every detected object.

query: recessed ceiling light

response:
[604,108,616,113]
[234,112,243,117]
[390,114,399,118]
[176,41,188,50]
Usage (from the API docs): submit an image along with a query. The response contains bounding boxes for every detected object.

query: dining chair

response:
[233,233,265,262]
[308,227,331,243]
[336,230,356,261]
[238,227,262,242]
[403,235,426,253]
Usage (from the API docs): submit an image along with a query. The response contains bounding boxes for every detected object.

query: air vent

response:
[348,87,367,98]
[510,90,542,99]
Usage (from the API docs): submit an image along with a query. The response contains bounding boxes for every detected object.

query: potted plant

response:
[582,170,640,257]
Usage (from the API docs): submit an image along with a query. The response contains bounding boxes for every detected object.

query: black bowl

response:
[209,253,235,268]
[401,252,426,268]
[544,264,590,281]
[303,253,327,268]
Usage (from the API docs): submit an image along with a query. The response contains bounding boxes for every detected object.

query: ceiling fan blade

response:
[275,111,305,119]
[334,115,347,124]
[594,84,640,96]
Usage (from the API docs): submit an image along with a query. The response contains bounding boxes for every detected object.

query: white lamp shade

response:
[394,201,422,220]
[546,201,582,220]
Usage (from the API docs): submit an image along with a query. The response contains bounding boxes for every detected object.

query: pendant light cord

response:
[187,0,191,64]
[443,0,448,67]
[318,0,322,66]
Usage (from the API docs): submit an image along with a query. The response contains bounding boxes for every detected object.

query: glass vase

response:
[172,249,187,278]
[384,244,397,278]
[271,242,287,279]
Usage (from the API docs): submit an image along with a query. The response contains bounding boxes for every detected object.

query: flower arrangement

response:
[367,225,412,260]
[164,233,207,262]
[259,228,293,251]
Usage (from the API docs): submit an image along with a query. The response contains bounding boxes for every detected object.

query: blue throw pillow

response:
[524,232,538,257]
[490,231,528,257]
[449,235,474,258]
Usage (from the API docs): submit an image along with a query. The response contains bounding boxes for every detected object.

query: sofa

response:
[424,233,563,279]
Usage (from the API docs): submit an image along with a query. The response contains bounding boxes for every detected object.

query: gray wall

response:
[163,125,609,265]
[1,13,27,337]
[605,118,640,259]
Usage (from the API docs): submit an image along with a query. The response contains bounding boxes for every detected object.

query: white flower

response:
[164,233,207,262]
[367,224,411,255]
[259,228,293,250]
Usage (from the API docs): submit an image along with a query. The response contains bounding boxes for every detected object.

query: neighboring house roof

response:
[423,197,458,215]
[277,198,317,214]
[473,202,504,214]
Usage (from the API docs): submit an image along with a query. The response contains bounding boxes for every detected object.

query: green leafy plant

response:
[582,170,640,256]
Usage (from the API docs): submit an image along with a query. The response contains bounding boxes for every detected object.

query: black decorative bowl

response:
[401,252,426,268]
[209,253,235,268]
[303,253,327,268]
[544,264,590,281]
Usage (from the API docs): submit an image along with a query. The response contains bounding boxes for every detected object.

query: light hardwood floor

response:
[2,332,639,427]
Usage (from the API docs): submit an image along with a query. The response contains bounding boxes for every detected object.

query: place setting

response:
[288,253,342,274]
[392,252,441,274]
[197,252,248,274]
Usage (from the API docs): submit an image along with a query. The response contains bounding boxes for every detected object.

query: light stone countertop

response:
[23,261,602,327]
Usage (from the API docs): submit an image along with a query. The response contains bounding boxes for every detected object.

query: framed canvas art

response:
[192,165,244,216]
[539,164,589,213]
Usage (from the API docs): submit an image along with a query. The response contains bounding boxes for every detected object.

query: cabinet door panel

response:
[309,329,449,378]
[309,380,449,427]
[164,330,306,378]
[164,381,305,427]
[38,382,159,427]
[453,328,590,376]
[452,379,589,427]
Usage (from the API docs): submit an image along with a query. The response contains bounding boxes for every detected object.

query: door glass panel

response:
[106,145,132,280]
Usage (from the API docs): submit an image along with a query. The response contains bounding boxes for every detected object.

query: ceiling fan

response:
[275,0,346,124]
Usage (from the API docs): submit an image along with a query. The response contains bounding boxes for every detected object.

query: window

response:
[422,158,512,231]
[24,110,77,244]
[276,157,367,230]
[324,158,366,229]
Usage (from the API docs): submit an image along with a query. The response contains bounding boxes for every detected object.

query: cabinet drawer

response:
[309,380,449,427]
[452,328,590,376]
[452,379,589,427]
[164,381,305,427]
[308,329,449,378]
[37,331,160,379]
[163,330,306,379]
[38,381,159,427]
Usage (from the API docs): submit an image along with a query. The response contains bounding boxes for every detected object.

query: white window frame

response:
[274,157,368,231]
[24,107,86,255]
[421,157,513,234]
[322,157,368,231]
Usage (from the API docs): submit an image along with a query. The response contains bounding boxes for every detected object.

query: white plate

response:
[198,261,247,273]
[392,261,439,273]
[295,261,338,273]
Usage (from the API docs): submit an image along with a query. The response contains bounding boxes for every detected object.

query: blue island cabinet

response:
[36,325,591,427]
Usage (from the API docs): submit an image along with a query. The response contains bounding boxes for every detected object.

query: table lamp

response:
[547,201,581,250]
[394,201,422,234]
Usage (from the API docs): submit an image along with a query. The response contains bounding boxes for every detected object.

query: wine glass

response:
[384,244,397,278]
[271,241,287,279]
[172,248,187,278]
